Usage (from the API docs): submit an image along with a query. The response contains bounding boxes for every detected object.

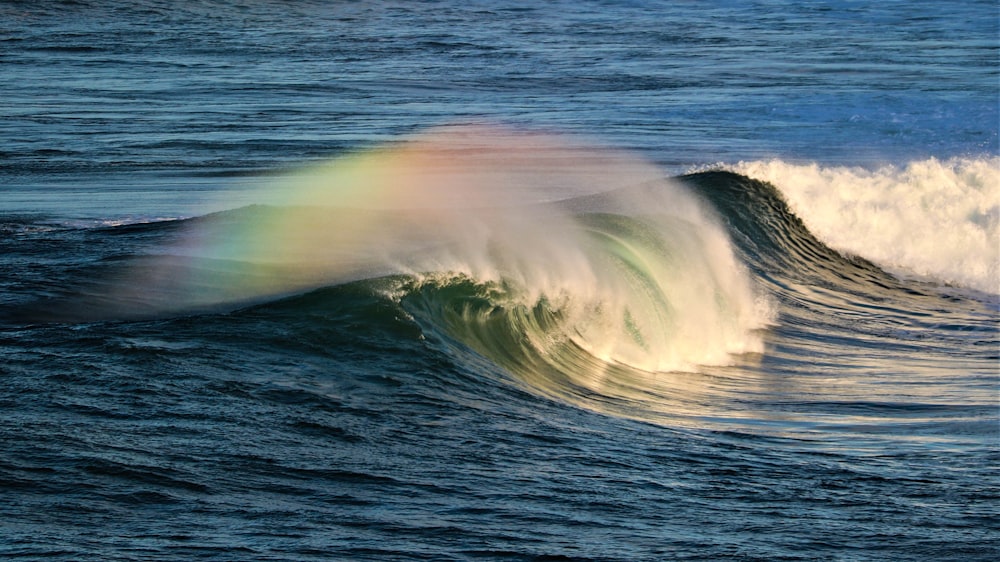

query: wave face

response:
[390,200,771,406]
[719,157,1000,294]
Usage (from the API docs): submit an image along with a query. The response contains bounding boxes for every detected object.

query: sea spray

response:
[116,125,774,373]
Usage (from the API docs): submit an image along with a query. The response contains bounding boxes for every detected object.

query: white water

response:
[722,157,1000,294]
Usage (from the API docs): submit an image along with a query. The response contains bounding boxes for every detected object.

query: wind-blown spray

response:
[112,125,774,378]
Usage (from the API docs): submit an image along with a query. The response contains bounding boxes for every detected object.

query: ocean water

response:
[1,1,998,560]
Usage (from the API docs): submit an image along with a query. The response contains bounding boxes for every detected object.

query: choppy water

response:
[1,1,998,560]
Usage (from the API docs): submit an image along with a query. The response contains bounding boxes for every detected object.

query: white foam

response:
[719,156,1000,294]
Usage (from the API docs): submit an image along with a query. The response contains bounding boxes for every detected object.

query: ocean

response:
[1,1,998,560]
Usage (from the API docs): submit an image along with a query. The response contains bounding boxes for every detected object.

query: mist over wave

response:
[719,157,1000,294]
[33,126,774,376]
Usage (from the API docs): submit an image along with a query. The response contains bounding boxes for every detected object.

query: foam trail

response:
[722,157,1000,294]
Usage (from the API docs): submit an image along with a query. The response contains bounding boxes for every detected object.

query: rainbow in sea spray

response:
[119,125,774,381]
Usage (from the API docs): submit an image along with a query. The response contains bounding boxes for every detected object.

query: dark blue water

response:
[2,1,998,560]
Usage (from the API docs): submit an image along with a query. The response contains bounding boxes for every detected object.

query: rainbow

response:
[120,124,667,310]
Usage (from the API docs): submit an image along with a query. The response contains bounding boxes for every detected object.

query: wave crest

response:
[720,156,1000,294]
